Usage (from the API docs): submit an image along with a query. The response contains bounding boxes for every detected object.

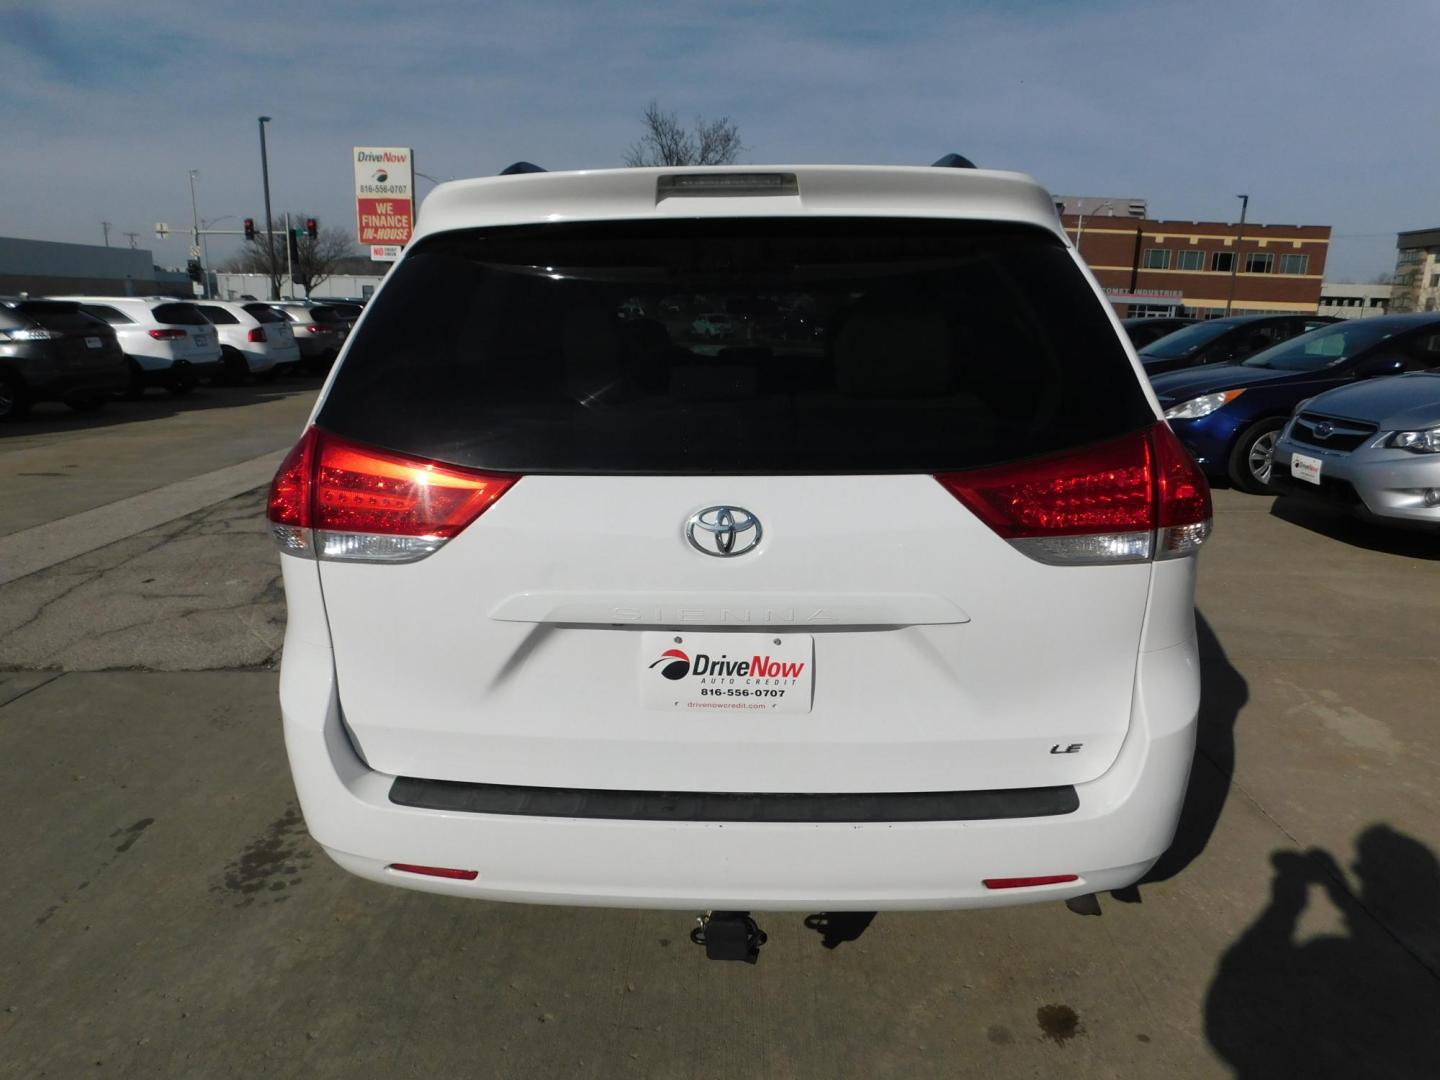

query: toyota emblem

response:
[686,505,762,557]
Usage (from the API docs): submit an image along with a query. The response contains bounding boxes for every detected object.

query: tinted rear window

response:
[319,218,1152,474]
[308,306,347,324]
[197,305,239,325]
[151,303,208,326]
[243,303,286,324]
[12,301,107,335]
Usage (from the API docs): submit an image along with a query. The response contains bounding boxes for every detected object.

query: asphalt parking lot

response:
[2,387,1438,1079]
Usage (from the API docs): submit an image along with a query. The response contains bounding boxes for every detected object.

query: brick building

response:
[1061,215,1331,318]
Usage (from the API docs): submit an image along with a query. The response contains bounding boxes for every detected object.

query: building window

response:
[1431,273,1440,288]
[1176,250,1204,271]
[1211,252,1235,273]
[1245,252,1274,274]
[1280,253,1310,275]
[1142,248,1171,270]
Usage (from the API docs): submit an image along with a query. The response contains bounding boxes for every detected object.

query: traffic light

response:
[186,259,203,283]
[243,218,255,241]
[305,218,318,239]
[287,230,300,262]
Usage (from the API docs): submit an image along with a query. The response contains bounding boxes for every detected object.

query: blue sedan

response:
[1152,314,1440,492]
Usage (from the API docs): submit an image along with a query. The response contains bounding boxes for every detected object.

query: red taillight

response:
[266,428,518,562]
[305,324,333,334]
[935,423,1211,564]
[247,327,267,343]
[983,875,1079,890]
[148,328,187,340]
[388,863,479,881]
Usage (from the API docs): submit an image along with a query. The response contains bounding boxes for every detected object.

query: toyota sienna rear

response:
[271,163,1211,920]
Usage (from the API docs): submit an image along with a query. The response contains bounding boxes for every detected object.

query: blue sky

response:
[3,0,1436,278]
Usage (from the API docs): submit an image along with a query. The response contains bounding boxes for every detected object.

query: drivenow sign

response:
[354,147,414,261]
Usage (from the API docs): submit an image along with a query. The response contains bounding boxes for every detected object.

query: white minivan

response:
[269,164,1212,944]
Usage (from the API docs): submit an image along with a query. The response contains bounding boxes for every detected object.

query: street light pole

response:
[1074,200,1114,260]
[188,169,206,298]
[258,116,277,300]
[1225,193,1249,316]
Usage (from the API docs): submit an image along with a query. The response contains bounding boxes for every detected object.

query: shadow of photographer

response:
[1206,825,1440,1078]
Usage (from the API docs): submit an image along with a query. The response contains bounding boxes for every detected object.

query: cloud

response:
[3,0,1436,278]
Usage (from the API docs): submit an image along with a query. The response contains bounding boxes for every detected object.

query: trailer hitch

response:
[691,911,767,963]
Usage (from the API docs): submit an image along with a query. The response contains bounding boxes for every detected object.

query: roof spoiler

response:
[932,153,976,169]
[499,161,546,175]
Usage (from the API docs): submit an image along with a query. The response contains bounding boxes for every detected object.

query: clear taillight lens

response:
[935,423,1211,565]
[266,428,518,563]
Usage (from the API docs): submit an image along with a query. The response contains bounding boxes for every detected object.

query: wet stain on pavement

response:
[1037,1004,1083,1044]
[986,1024,1014,1045]
[214,804,313,907]
[112,817,155,853]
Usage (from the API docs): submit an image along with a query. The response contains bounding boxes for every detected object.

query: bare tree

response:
[220,213,359,297]
[624,100,744,167]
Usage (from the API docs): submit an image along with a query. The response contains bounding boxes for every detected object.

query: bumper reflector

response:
[387,863,479,881]
[982,874,1079,890]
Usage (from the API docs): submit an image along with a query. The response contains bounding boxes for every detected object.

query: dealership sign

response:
[354,147,414,261]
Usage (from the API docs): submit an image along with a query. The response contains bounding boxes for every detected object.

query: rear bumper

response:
[279,565,1200,911]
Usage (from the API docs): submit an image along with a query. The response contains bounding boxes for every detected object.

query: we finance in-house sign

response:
[354,147,414,261]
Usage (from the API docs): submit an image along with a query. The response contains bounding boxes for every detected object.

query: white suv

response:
[195,301,301,382]
[57,296,222,394]
[269,165,1212,933]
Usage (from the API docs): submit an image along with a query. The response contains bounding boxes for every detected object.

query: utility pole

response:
[123,232,140,249]
[101,221,112,247]
[285,211,294,300]
[1225,193,1249,316]
[188,169,206,298]
[258,116,277,299]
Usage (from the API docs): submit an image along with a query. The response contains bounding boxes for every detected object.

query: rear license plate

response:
[192,333,208,347]
[639,631,814,714]
[1291,452,1322,485]
[84,336,102,349]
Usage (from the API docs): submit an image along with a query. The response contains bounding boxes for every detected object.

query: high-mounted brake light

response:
[266,428,518,563]
[935,423,1211,565]
[657,172,799,198]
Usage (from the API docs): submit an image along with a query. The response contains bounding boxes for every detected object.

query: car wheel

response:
[0,373,29,421]
[121,358,146,400]
[1228,419,1286,494]
[168,381,196,397]
[220,347,249,386]
[67,395,107,413]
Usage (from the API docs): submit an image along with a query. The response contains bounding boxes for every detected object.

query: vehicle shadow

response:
[1268,497,1440,561]
[0,375,326,439]
[803,911,877,949]
[1205,826,1440,1078]
[1114,611,1246,901]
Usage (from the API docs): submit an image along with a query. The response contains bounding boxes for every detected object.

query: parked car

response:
[195,301,301,383]
[268,302,353,371]
[1122,316,1196,350]
[266,163,1213,933]
[1139,314,1338,376]
[1269,366,1440,527]
[0,299,128,420]
[53,296,222,395]
[1154,313,1440,493]
[691,312,734,337]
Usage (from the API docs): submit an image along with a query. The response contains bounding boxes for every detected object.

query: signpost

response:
[354,147,414,262]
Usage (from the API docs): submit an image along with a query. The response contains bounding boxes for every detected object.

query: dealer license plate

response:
[1291,452,1322,485]
[84,336,102,349]
[639,631,814,714]
[192,333,209,347]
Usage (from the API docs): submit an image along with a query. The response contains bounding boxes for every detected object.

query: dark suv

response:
[0,299,128,420]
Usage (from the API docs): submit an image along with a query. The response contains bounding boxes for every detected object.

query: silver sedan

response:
[1271,371,1440,527]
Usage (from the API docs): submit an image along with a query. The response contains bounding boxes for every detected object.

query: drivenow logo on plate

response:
[640,633,815,714]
